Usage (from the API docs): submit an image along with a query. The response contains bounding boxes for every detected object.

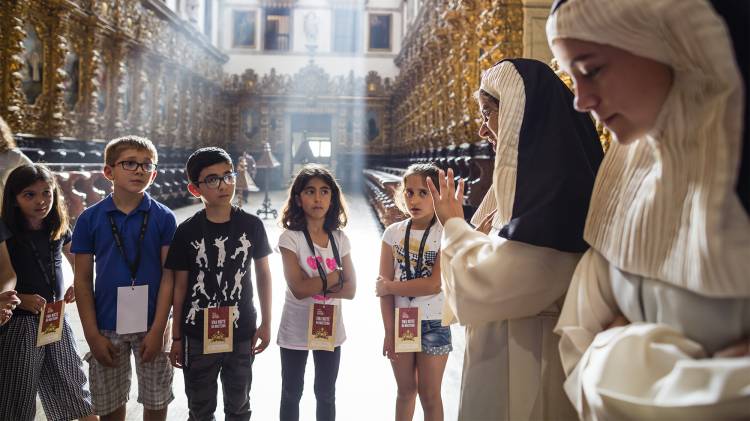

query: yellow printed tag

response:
[395,307,422,353]
[37,300,65,347]
[203,306,235,354]
[307,303,336,351]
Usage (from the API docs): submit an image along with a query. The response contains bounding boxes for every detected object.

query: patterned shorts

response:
[0,315,93,421]
[84,330,174,415]
[421,319,452,355]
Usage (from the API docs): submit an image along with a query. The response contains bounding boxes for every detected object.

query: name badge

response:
[203,306,235,354]
[308,303,336,352]
[395,307,422,353]
[116,285,148,334]
[37,300,65,347]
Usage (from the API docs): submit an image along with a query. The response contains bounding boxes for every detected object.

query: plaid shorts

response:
[0,315,93,421]
[84,330,174,415]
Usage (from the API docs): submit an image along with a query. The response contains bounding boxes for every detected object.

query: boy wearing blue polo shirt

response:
[72,136,176,421]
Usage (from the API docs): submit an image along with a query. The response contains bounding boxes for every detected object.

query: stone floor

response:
[34,189,465,420]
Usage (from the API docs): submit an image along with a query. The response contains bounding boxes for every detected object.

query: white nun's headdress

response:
[548,0,750,296]
[477,59,603,253]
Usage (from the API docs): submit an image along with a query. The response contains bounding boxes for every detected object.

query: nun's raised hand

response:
[426,168,465,225]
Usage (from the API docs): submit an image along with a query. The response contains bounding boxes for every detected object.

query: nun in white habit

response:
[547,0,750,419]
[429,58,603,421]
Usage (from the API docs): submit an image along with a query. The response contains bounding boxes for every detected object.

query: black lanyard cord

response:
[26,234,58,301]
[108,211,150,286]
[302,228,343,297]
[403,216,436,301]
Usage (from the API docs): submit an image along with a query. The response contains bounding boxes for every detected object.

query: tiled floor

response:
[34,190,465,420]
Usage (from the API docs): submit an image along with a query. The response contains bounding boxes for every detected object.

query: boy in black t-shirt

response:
[166,147,272,420]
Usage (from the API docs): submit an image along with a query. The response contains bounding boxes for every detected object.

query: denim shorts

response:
[421,319,452,355]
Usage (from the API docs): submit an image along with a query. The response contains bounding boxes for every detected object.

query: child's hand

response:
[0,290,20,310]
[140,328,163,363]
[64,286,76,303]
[375,276,392,297]
[90,333,118,367]
[252,322,271,355]
[169,340,183,369]
[383,333,397,361]
[474,209,497,235]
[18,293,46,314]
[1,290,22,325]
[0,308,11,326]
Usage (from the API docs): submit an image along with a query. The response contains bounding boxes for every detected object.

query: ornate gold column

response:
[0,0,28,130]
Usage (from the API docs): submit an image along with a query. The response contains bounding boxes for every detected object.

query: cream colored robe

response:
[547,1,750,418]
[441,202,580,421]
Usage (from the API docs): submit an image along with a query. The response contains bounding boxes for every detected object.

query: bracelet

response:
[172,337,182,341]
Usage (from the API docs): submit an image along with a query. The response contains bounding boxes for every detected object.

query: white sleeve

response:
[336,231,351,257]
[381,222,398,246]
[277,229,298,254]
[554,249,619,375]
[440,217,582,326]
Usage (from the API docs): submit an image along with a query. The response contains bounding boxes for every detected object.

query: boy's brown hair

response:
[104,135,158,166]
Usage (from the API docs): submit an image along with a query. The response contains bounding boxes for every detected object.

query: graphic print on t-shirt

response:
[186,231,253,326]
[214,236,229,268]
[393,238,438,281]
[231,232,253,267]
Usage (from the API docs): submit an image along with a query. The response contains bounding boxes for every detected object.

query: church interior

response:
[1,0,748,420]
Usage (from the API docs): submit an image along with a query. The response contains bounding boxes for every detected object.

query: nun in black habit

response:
[428,58,603,420]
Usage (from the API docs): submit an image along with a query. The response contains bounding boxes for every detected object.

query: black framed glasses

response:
[116,160,158,172]
[196,172,237,189]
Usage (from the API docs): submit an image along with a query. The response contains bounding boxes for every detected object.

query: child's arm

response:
[325,253,356,300]
[252,255,272,354]
[141,245,174,363]
[75,252,117,367]
[377,241,397,360]
[377,253,442,298]
[0,242,16,292]
[62,242,76,303]
[169,269,188,368]
[280,247,339,299]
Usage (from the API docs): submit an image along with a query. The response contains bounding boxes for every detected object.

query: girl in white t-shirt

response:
[376,163,451,421]
[277,164,357,421]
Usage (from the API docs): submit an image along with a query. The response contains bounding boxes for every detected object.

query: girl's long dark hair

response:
[1,164,69,240]
[280,164,348,232]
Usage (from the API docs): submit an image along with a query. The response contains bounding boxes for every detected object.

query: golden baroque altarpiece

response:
[0,0,227,149]
[0,0,603,156]
[388,0,524,155]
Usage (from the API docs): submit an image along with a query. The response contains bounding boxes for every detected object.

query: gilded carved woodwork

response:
[0,1,29,130]
[1,0,228,148]
[390,0,524,153]
[224,62,391,156]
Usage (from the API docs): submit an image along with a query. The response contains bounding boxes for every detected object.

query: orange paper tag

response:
[203,306,235,354]
[395,307,421,353]
[37,300,65,347]
[307,303,336,351]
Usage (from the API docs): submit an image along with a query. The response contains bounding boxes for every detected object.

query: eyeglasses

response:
[196,172,237,189]
[115,160,158,172]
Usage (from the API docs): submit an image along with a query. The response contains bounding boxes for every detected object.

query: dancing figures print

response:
[183,218,257,330]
